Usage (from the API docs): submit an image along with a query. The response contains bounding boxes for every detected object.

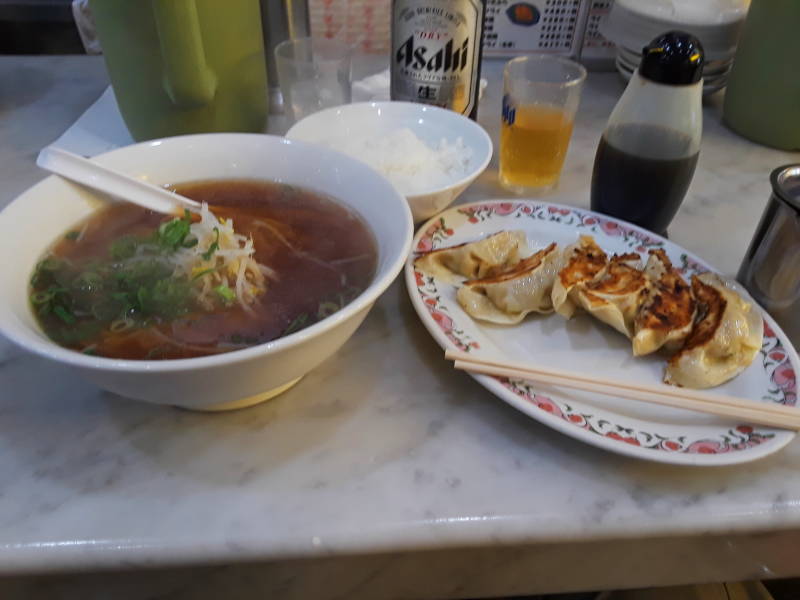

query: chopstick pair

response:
[444,349,800,431]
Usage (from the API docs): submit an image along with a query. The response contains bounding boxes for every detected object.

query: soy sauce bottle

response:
[591,32,704,237]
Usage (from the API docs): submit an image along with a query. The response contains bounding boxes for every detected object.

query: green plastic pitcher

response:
[90,0,268,141]
[723,0,800,150]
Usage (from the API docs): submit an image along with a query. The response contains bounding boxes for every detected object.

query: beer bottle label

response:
[391,0,482,116]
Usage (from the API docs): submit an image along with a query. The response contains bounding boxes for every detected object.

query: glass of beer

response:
[500,55,587,194]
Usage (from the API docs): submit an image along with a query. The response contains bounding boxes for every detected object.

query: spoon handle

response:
[36,146,201,215]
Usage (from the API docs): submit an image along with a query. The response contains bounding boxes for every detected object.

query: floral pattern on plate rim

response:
[412,201,797,456]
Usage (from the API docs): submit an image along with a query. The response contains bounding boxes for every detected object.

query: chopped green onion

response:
[317,301,340,319]
[159,221,188,249]
[202,227,220,261]
[156,210,193,251]
[214,284,236,303]
[191,267,216,281]
[73,271,103,291]
[110,236,139,260]
[136,287,149,311]
[53,305,76,324]
[283,313,309,336]
[64,231,80,241]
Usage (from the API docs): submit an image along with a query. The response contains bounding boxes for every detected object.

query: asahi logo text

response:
[390,0,482,115]
[395,35,470,73]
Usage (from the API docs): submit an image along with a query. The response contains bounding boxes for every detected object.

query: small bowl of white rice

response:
[286,101,493,222]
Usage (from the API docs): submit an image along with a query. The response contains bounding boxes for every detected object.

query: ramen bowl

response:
[286,102,493,222]
[0,134,413,411]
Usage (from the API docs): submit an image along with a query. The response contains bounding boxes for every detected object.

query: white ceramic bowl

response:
[0,134,413,411]
[286,101,493,223]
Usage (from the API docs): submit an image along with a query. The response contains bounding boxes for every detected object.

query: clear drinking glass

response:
[500,55,587,194]
[274,37,352,123]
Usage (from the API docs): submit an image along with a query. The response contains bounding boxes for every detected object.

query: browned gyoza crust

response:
[581,254,646,306]
[467,242,557,285]
[669,275,727,365]
[637,249,695,334]
[558,238,607,288]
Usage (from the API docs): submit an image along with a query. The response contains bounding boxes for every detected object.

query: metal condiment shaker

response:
[737,164,800,345]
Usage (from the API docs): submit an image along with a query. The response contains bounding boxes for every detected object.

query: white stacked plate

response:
[601,0,749,96]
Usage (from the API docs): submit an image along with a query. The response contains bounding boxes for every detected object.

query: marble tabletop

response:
[2,55,800,599]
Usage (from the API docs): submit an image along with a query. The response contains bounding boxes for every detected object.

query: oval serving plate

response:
[405,200,799,465]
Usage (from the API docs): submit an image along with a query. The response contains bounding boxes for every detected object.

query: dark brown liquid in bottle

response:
[590,124,699,236]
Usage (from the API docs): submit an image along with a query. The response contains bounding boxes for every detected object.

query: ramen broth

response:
[30,179,377,359]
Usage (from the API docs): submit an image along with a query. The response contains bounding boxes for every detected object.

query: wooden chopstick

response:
[444,349,800,430]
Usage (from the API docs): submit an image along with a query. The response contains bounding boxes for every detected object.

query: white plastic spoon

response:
[36,146,201,215]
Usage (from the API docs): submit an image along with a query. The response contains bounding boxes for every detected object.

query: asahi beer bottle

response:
[390,0,485,119]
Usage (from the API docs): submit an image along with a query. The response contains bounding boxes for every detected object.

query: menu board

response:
[483,0,587,57]
[578,0,616,68]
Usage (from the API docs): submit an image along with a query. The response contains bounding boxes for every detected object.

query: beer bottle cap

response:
[639,31,704,85]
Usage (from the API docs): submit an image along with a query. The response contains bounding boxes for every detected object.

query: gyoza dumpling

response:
[457,243,560,324]
[664,273,764,389]
[414,230,527,282]
[552,235,607,318]
[632,250,696,356]
[574,253,649,338]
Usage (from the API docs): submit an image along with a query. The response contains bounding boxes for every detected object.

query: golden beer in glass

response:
[499,56,586,194]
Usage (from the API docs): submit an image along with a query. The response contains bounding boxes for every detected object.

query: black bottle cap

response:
[639,31,704,85]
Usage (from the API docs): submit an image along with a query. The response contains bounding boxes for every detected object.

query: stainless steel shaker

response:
[260,0,310,114]
[737,165,800,345]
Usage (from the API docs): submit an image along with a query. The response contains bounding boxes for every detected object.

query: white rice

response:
[326,128,473,195]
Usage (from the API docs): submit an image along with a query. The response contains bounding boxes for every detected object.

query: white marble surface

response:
[1,56,800,598]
